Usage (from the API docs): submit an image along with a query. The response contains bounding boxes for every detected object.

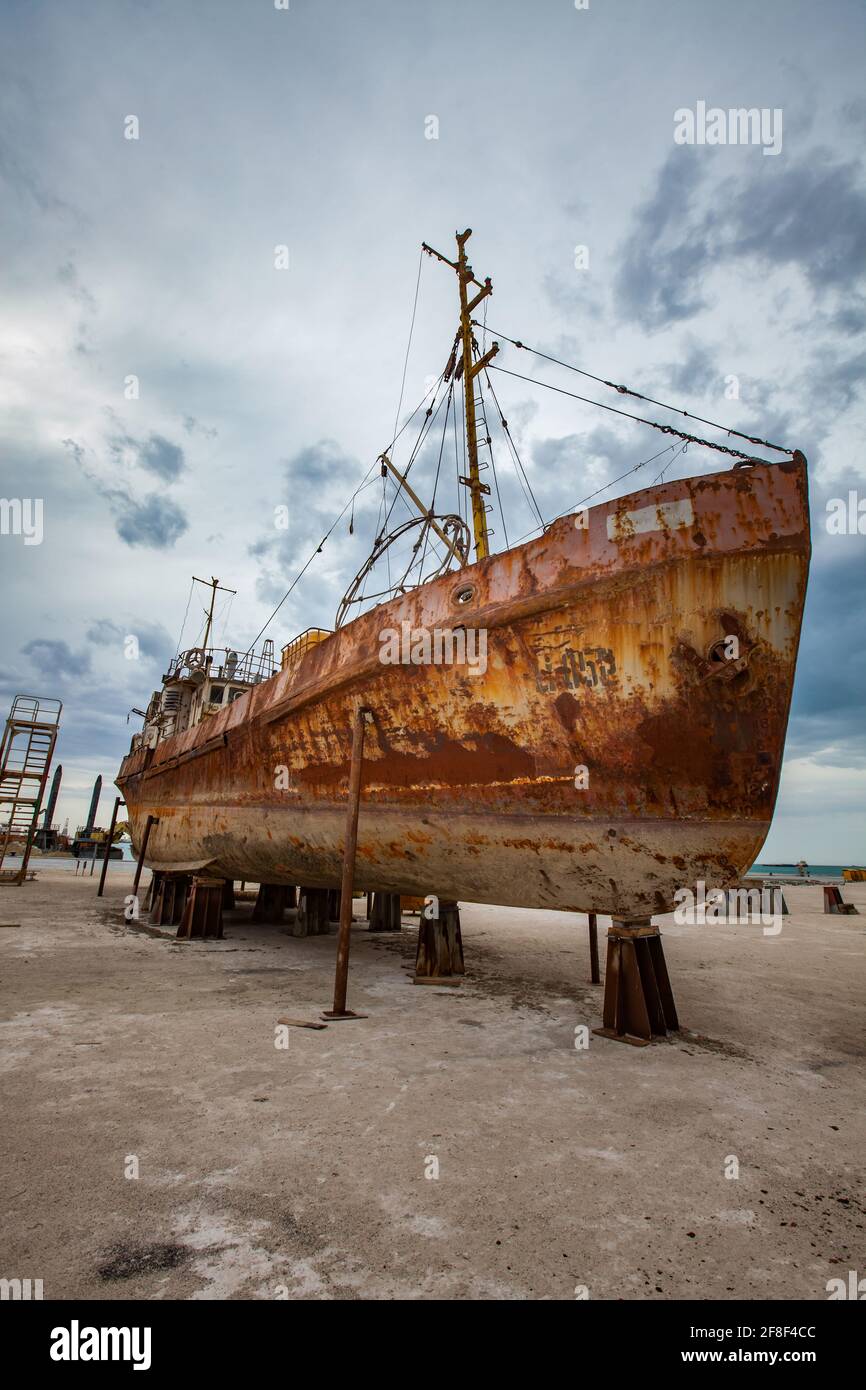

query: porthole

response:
[453,584,475,606]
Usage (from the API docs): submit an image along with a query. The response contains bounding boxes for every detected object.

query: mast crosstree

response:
[192,576,236,650]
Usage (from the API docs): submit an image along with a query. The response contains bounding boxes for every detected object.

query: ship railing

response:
[7,696,63,727]
[163,647,277,686]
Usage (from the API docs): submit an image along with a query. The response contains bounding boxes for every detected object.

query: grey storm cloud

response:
[21,638,90,679]
[110,431,186,481]
[811,349,866,414]
[616,151,714,329]
[661,340,729,399]
[249,439,365,571]
[139,434,185,480]
[248,439,379,614]
[112,492,189,549]
[286,440,358,489]
[616,147,866,330]
[724,155,866,290]
[829,299,866,337]
[63,435,189,548]
[86,618,173,664]
[786,535,866,760]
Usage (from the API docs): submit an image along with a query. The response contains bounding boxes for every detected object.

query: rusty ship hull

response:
[117,457,810,920]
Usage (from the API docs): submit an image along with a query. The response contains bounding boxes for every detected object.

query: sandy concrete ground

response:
[0,867,863,1301]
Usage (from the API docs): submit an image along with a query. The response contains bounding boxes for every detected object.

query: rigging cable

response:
[474,370,509,550]
[474,323,791,456]
[553,442,680,523]
[418,381,455,577]
[382,468,391,592]
[653,440,689,485]
[241,467,378,659]
[215,591,234,650]
[241,374,446,658]
[173,577,195,660]
[389,487,447,573]
[385,250,424,594]
[392,250,424,443]
[483,368,546,532]
[392,250,423,586]
[459,373,468,507]
[452,389,464,530]
[510,441,682,548]
[378,370,451,542]
[488,364,778,465]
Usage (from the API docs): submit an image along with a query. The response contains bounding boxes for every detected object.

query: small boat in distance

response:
[117,230,811,921]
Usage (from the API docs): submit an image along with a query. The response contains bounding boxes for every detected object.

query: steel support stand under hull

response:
[177,876,224,940]
[414,900,465,984]
[593,921,679,1046]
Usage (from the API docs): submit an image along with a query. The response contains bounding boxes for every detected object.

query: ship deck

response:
[1,867,863,1300]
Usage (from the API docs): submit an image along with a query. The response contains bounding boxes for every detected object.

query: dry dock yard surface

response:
[1,869,864,1302]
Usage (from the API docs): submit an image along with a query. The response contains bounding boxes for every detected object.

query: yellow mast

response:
[422,229,499,561]
[192,575,236,649]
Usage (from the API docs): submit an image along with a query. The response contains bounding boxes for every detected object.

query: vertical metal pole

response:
[97,797,123,897]
[327,707,369,1019]
[132,814,158,901]
[588,912,600,984]
[456,230,489,562]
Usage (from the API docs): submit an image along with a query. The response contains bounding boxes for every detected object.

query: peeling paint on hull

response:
[117,459,810,920]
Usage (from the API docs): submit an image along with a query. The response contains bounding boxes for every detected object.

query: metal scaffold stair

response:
[0,695,62,885]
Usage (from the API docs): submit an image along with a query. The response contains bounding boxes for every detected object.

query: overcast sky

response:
[1,0,864,861]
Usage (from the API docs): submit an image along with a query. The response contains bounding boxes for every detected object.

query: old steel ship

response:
[117,230,811,921]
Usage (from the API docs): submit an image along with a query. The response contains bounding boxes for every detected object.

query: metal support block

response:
[824,886,858,915]
[251,882,290,924]
[295,886,331,936]
[369,891,402,931]
[414,899,464,983]
[176,875,224,940]
[151,872,191,928]
[144,871,160,912]
[593,921,679,1046]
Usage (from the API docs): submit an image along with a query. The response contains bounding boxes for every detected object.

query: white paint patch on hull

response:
[607,498,694,540]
